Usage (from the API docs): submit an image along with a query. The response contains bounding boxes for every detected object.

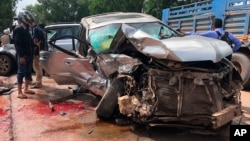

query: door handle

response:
[65,61,74,66]
[41,56,48,59]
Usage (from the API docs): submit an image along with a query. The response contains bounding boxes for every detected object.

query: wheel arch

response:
[0,52,17,63]
[231,52,250,89]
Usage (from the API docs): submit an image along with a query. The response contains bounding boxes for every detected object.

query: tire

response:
[95,78,124,119]
[0,54,15,76]
[231,53,250,89]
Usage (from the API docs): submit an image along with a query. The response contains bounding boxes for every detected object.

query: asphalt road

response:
[0,75,249,141]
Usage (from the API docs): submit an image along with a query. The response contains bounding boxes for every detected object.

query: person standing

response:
[29,18,45,89]
[1,29,10,46]
[13,11,36,99]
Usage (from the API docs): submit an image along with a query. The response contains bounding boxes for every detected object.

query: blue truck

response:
[162,0,250,89]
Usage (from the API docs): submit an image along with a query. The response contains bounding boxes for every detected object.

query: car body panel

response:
[0,44,16,55]
[81,12,160,29]
[39,23,80,84]
[80,13,232,63]
[118,24,232,62]
[39,50,77,85]
[63,57,107,96]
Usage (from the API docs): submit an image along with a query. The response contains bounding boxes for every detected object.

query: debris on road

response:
[0,86,12,95]
[0,77,13,95]
[48,100,55,112]
[59,111,66,116]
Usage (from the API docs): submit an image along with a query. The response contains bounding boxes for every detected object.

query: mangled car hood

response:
[119,24,232,63]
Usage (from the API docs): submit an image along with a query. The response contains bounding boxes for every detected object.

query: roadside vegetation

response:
[0,0,204,31]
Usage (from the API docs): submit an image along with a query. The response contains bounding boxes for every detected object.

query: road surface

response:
[0,75,249,141]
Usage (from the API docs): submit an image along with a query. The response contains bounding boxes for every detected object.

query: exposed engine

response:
[114,57,242,129]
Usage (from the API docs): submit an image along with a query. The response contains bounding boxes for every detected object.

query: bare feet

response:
[24,90,35,95]
[17,93,28,99]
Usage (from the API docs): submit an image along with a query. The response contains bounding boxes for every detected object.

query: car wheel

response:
[95,78,124,119]
[0,54,15,76]
[231,53,250,89]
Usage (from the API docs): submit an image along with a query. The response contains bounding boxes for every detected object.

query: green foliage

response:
[143,0,204,19]
[30,0,90,24]
[88,0,144,15]
[143,0,163,19]
[0,0,17,31]
[87,0,203,19]
[17,0,204,25]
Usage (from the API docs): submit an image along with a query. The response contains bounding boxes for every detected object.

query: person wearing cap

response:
[13,11,36,99]
[185,18,241,60]
[29,14,45,89]
[1,29,10,46]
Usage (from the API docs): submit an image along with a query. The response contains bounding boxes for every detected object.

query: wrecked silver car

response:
[42,12,242,134]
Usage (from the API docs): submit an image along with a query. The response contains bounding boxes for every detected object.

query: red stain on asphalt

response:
[53,101,85,112]
[0,97,7,117]
[0,108,7,117]
[23,101,85,116]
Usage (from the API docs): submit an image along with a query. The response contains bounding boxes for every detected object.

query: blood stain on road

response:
[0,108,7,117]
[20,101,85,116]
[0,97,8,117]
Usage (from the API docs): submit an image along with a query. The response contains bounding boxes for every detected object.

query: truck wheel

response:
[0,55,15,76]
[95,78,124,119]
[231,53,250,89]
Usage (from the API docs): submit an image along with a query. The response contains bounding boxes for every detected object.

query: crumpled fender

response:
[120,24,232,63]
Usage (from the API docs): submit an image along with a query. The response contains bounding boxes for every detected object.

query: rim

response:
[0,56,9,73]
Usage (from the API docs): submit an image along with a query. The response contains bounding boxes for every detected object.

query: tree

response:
[143,0,163,19]
[143,0,204,19]
[88,0,144,15]
[23,0,203,25]
[0,0,17,31]
[32,0,90,24]
[88,0,202,19]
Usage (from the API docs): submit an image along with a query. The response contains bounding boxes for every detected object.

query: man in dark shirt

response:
[30,19,46,89]
[13,11,36,98]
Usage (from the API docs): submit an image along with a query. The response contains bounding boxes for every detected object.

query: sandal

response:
[24,90,35,95]
[17,94,28,99]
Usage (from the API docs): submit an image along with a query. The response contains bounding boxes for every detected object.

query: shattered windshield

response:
[89,22,177,54]
[129,22,176,39]
[89,24,120,54]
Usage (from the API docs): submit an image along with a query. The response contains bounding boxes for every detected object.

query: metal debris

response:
[0,86,12,95]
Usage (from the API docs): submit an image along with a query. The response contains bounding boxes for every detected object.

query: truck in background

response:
[162,0,250,89]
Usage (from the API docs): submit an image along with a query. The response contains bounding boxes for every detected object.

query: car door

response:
[65,24,107,95]
[40,24,79,85]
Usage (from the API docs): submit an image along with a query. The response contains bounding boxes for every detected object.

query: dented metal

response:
[41,12,243,134]
[120,24,233,62]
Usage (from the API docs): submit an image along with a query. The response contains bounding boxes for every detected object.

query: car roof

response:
[45,23,79,29]
[80,12,161,29]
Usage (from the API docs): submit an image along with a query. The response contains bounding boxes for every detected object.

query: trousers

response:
[33,55,43,84]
